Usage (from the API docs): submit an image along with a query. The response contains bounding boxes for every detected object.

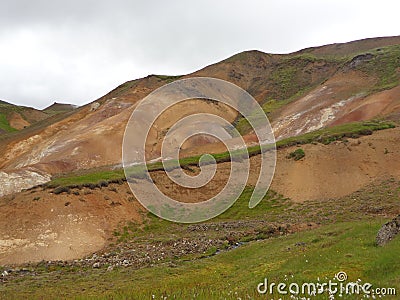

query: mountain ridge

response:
[0,35,399,196]
[1,35,400,267]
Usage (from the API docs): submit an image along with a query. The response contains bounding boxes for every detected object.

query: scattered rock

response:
[347,53,374,69]
[295,242,307,247]
[90,102,100,112]
[0,220,308,281]
[122,259,129,267]
[376,215,400,246]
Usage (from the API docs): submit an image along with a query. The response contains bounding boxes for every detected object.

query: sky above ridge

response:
[0,0,399,109]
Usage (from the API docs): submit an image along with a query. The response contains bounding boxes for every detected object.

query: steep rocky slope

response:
[0,36,399,196]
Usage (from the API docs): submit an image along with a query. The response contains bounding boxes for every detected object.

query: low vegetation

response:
[275,119,395,147]
[235,45,400,135]
[356,44,400,92]
[2,173,400,299]
[47,169,125,188]
[153,74,183,83]
[266,53,343,101]
[0,113,17,133]
[0,106,75,143]
[2,41,400,300]
[53,186,71,195]
[287,148,305,160]
[2,220,399,299]
[46,119,395,188]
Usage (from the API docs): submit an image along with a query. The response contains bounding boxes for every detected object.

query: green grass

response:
[233,54,345,130]
[113,173,400,244]
[46,119,395,188]
[275,119,395,147]
[287,148,305,160]
[153,74,183,83]
[113,187,278,236]
[213,188,290,221]
[112,187,290,242]
[43,109,72,116]
[356,44,400,92]
[266,53,345,102]
[3,175,400,299]
[108,173,400,244]
[0,104,38,134]
[0,102,24,113]
[235,86,314,134]
[0,113,17,132]
[48,169,125,188]
[0,106,75,143]
[2,220,399,299]
[235,45,400,135]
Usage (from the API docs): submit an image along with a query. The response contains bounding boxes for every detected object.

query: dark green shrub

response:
[83,183,98,190]
[287,148,305,161]
[108,178,125,185]
[98,180,109,187]
[53,186,71,195]
[358,129,373,135]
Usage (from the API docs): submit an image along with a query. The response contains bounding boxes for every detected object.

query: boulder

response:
[376,215,400,246]
[90,102,100,112]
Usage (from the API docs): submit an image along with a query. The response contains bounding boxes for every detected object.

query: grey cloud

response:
[0,0,399,109]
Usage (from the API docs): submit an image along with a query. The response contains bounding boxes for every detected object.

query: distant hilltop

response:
[43,102,79,112]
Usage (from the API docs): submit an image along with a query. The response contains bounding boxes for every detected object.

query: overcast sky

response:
[0,0,399,109]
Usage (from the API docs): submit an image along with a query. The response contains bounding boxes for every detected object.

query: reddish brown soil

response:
[270,127,400,201]
[0,183,143,265]
[7,112,30,130]
[0,37,399,193]
[1,127,400,264]
[331,85,400,125]
[1,36,400,264]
